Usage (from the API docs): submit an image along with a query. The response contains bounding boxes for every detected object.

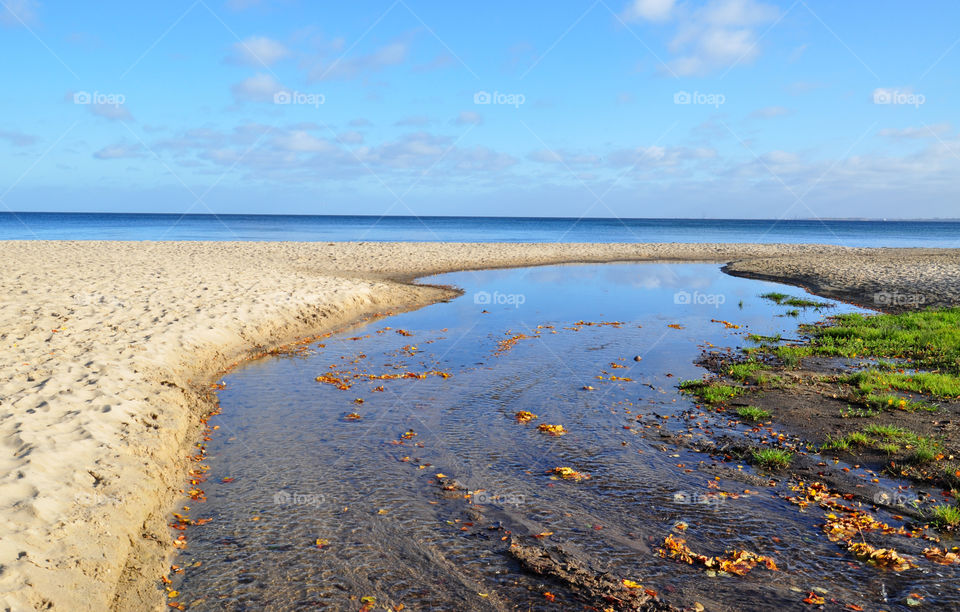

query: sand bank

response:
[1,241,958,611]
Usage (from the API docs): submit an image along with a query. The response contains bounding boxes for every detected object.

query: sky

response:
[1,0,958,219]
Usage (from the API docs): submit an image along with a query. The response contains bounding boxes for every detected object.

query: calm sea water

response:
[1,212,958,246]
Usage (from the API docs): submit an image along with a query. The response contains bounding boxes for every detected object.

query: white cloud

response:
[394,116,431,127]
[337,131,364,144]
[607,145,716,167]
[1,0,38,27]
[231,73,284,103]
[750,106,791,119]
[626,0,780,76]
[93,143,144,159]
[528,149,601,167]
[227,36,289,67]
[878,123,951,139]
[622,0,676,22]
[0,129,37,146]
[90,102,133,121]
[308,39,409,81]
[453,111,483,126]
[270,130,336,153]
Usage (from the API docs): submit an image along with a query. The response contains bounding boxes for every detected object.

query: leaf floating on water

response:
[315,538,330,549]
[710,319,742,329]
[622,579,642,589]
[803,592,826,605]
[551,467,589,481]
[514,410,537,423]
[344,412,362,420]
[582,385,595,391]
[847,542,916,571]
[537,423,567,436]
[400,429,417,440]
[924,547,960,565]
[658,534,778,576]
[667,324,684,329]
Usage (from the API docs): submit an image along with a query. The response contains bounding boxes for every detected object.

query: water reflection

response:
[169,264,957,611]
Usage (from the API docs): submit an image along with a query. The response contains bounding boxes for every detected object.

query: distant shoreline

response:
[1,241,959,611]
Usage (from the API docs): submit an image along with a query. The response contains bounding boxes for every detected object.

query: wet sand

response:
[1,241,958,611]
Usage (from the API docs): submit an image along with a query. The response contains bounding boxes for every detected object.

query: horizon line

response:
[3,211,960,222]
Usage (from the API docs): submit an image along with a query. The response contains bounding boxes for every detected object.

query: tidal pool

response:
[168,264,958,611]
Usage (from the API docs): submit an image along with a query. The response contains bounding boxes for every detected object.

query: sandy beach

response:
[1,240,959,611]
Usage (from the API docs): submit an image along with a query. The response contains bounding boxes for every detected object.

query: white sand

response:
[1,241,957,611]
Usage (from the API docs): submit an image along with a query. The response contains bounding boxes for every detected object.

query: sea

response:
[1,212,958,246]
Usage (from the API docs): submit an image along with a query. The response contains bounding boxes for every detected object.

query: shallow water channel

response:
[168,263,960,611]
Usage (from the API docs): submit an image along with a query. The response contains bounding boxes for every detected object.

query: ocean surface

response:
[1,212,958,246]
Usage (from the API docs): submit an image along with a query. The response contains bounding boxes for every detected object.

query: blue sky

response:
[1,0,958,218]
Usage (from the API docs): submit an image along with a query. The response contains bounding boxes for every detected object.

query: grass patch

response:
[821,435,850,452]
[929,504,960,528]
[863,424,910,439]
[678,380,743,404]
[783,309,800,318]
[846,431,871,446]
[752,448,793,470]
[727,360,768,382]
[746,333,782,344]
[908,439,939,464]
[840,370,960,398]
[755,372,785,387]
[803,308,960,373]
[782,297,833,309]
[736,406,771,421]
[759,292,789,304]
[774,345,813,368]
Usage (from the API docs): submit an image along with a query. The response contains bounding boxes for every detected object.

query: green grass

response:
[755,372,786,387]
[861,392,936,412]
[929,504,960,528]
[727,360,768,381]
[774,345,813,368]
[820,427,939,461]
[821,435,850,452]
[746,333,782,344]
[752,448,793,470]
[863,424,910,438]
[783,309,800,318]
[803,308,960,374]
[759,292,789,304]
[678,380,743,404]
[908,439,939,464]
[840,370,960,398]
[782,297,833,309]
[736,406,771,421]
